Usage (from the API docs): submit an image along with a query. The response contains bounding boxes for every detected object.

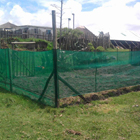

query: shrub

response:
[88,43,95,52]
[96,46,105,52]
[6,37,53,51]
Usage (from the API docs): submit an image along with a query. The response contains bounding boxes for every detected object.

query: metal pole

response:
[95,67,97,92]
[0,29,2,49]
[131,45,132,62]
[72,13,75,29]
[8,48,13,92]
[59,0,63,49]
[117,48,118,62]
[68,18,71,28]
[94,51,97,92]
[52,10,59,108]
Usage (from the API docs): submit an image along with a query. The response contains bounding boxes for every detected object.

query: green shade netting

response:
[1,49,140,106]
[0,49,55,106]
[57,50,140,98]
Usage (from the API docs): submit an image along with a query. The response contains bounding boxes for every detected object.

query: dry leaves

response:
[65,129,82,135]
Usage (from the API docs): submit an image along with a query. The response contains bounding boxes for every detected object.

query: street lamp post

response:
[72,13,75,29]
[68,18,71,28]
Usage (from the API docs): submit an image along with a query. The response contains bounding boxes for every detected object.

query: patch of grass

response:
[6,37,53,51]
[106,48,130,52]
[0,87,140,139]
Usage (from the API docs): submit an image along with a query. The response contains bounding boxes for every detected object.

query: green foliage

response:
[88,43,95,52]
[96,46,105,52]
[57,28,83,39]
[106,47,116,52]
[106,47,130,52]
[6,37,53,51]
[7,37,34,43]
[46,42,53,50]
[0,87,140,139]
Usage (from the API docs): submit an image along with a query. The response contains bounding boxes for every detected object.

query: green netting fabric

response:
[1,48,140,106]
[0,49,10,90]
[57,50,140,98]
[0,49,54,106]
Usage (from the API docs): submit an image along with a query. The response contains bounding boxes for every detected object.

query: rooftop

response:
[0,22,17,29]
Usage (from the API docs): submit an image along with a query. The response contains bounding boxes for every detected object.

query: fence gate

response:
[12,50,35,78]
[11,42,36,78]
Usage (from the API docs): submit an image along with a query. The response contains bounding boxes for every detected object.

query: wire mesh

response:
[57,50,140,98]
[1,49,140,106]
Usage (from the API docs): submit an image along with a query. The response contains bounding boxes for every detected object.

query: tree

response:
[57,28,84,50]
[58,28,83,38]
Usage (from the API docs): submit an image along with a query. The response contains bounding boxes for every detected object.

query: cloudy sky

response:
[0,0,140,38]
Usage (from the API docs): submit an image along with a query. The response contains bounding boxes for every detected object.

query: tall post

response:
[72,13,75,29]
[0,29,2,49]
[52,10,59,108]
[68,18,71,28]
[117,48,118,62]
[8,48,13,92]
[94,51,97,92]
[27,30,29,38]
[59,0,63,49]
[130,45,132,62]
[95,67,97,92]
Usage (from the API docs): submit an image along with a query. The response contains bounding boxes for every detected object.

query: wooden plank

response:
[11,42,36,44]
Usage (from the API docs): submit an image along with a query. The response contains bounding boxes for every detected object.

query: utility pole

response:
[51,0,63,49]
[72,13,75,29]
[59,0,63,49]
[68,18,71,28]
[52,10,59,108]
[0,29,2,49]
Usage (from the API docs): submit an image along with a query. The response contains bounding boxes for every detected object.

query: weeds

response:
[0,87,140,139]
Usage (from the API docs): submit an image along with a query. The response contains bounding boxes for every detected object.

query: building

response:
[0,22,53,41]
[76,26,97,42]
[0,22,17,30]
[110,30,140,50]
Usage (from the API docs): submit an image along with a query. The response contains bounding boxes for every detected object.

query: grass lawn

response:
[0,88,140,140]
[106,48,130,52]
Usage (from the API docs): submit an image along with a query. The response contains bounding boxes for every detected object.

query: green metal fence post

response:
[52,10,59,108]
[95,67,97,92]
[94,51,97,92]
[0,30,1,49]
[117,48,118,62]
[8,48,13,92]
[53,49,59,107]
[33,46,35,76]
[131,46,132,62]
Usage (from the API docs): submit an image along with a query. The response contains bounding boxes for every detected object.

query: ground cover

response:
[0,87,140,140]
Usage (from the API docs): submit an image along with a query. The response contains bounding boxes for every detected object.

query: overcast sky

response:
[0,0,140,38]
